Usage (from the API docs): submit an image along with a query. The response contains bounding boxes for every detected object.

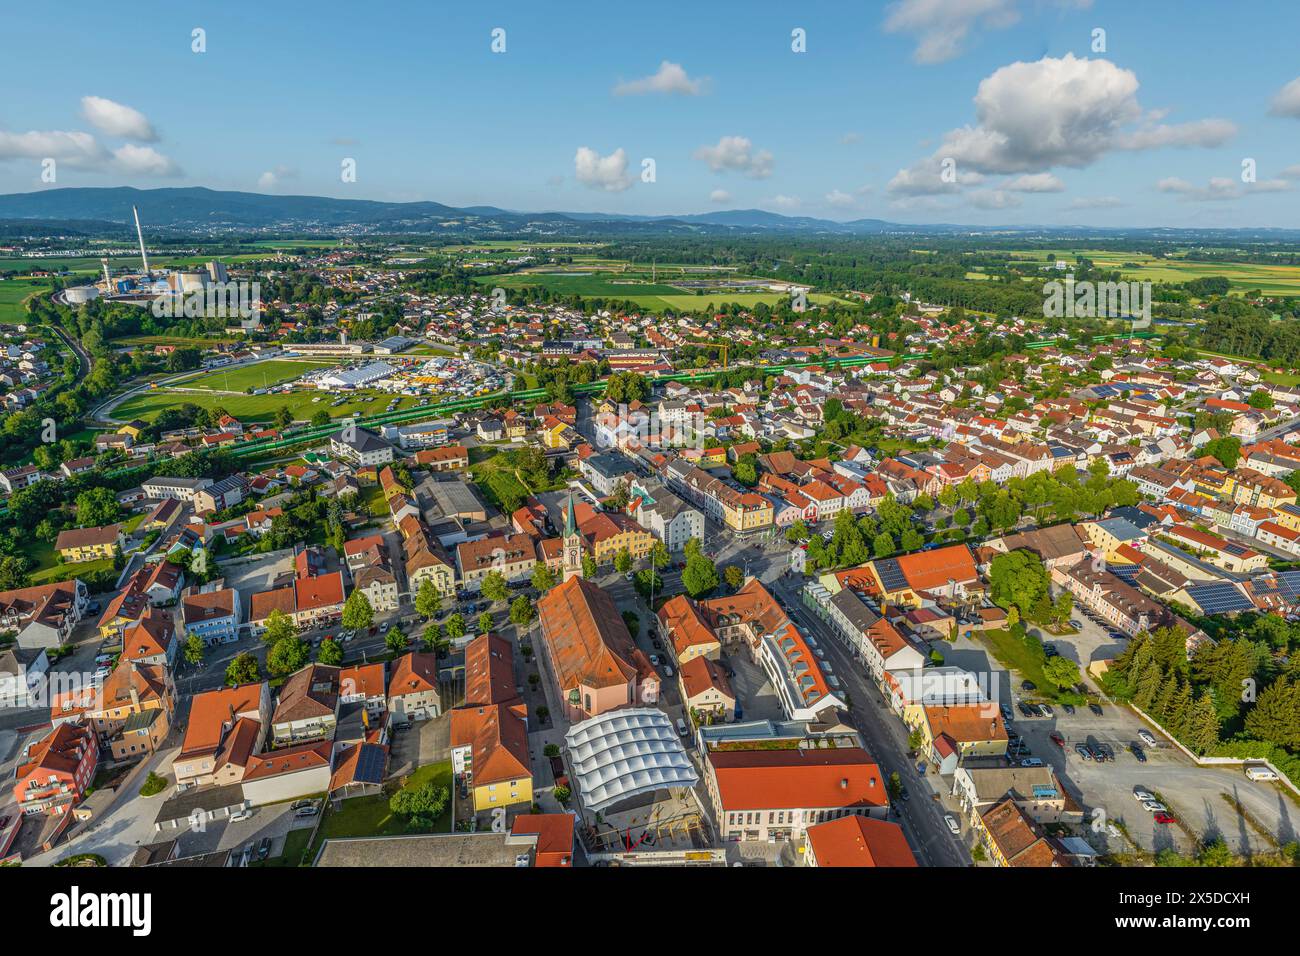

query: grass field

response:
[978,627,1063,703]
[997,248,1300,295]
[110,334,238,348]
[472,271,848,312]
[113,386,427,424]
[0,278,52,323]
[470,455,529,512]
[179,359,335,393]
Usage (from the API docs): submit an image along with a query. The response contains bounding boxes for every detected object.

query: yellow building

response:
[582,511,655,566]
[700,446,727,467]
[721,491,774,534]
[904,703,1008,764]
[55,524,123,564]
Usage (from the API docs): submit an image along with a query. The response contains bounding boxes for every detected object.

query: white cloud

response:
[1067,195,1123,209]
[883,0,1093,65]
[573,146,634,192]
[967,189,1021,209]
[113,144,180,176]
[824,189,858,208]
[0,129,105,167]
[692,136,773,179]
[1279,164,1300,180]
[888,54,1234,195]
[1268,77,1300,118]
[840,132,862,145]
[1004,172,1065,192]
[771,195,800,209]
[257,165,299,190]
[709,189,731,203]
[80,96,157,141]
[887,161,983,196]
[1157,176,1291,202]
[613,61,707,96]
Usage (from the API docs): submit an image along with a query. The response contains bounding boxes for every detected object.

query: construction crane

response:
[697,342,730,369]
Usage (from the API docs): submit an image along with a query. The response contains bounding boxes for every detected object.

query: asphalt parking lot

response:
[1006,688,1297,856]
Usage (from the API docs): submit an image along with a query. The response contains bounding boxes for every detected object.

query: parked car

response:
[1133,787,1155,802]
[663,664,674,678]
[1043,643,1059,658]
[944,814,960,835]
[898,786,911,802]
[649,654,660,666]
[1154,812,1176,825]
[1017,702,1037,718]
[1050,732,1066,748]
[1141,800,1167,813]
[1076,743,1094,760]
[1038,703,1055,717]
[1130,743,1147,762]
[1020,757,1044,768]
[1138,730,1157,747]
[289,799,315,811]
[295,805,320,818]
[1094,744,1114,762]
[675,718,688,737]
[1000,705,1013,722]
[1061,703,1075,715]
[1088,703,1104,716]
[257,837,272,861]
[230,808,254,822]
[1020,680,1036,692]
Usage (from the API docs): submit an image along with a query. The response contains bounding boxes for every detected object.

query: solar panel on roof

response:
[1186,583,1254,615]
[355,744,385,783]
[1110,564,1141,583]
[876,558,908,593]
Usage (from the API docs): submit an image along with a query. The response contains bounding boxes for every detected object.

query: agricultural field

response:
[110,334,238,348]
[472,269,849,312]
[996,248,1300,295]
[0,277,52,322]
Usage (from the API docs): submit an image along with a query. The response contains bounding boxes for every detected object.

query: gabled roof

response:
[806,814,917,867]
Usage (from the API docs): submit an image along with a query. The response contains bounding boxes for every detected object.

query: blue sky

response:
[2,0,1298,227]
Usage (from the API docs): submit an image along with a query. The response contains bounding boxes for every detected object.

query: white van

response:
[675,718,688,737]
[1245,764,1279,781]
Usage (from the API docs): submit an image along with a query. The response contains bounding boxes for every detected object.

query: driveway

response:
[387,712,450,778]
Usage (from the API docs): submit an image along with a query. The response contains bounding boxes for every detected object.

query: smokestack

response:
[101,258,111,286]
[133,205,151,277]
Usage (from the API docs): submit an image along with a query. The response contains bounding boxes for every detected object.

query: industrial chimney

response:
[132,205,151,277]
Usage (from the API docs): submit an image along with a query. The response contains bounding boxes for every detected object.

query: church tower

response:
[562,493,583,581]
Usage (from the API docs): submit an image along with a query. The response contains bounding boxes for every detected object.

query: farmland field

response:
[473,271,849,312]
[0,278,52,322]
[996,248,1300,295]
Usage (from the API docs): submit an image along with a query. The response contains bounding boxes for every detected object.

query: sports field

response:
[178,359,335,392]
[113,386,428,424]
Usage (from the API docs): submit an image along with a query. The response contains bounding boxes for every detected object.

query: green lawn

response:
[469,457,529,511]
[113,386,425,424]
[977,626,1067,703]
[250,827,314,868]
[181,359,336,393]
[0,278,52,323]
[308,760,453,860]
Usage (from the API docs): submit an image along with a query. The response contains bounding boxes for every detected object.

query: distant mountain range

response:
[1,186,1297,240]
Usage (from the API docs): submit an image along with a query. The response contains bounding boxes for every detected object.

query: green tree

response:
[311,409,332,427]
[423,622,442,651]
[872,532,894,558]
[582,554,598,580]
[1043,655,1081,689]
[183,634,205,667]
[481,571,509,603]
[390,782,449,829]
[1244,677,1300,749]
[723,564,744,590]
[532,561,556,591]
[74,486,122,527]
[267,636,310,676]
[682,552,720,598]
[414,578,442,619]
[650,540,671,570]
[477,610,494,634]
[385,626,409,655]
[273,405,294,427]
[262,608,296,645]
[510,595,535,629]
[988,550,1050,614]
[318,637,343,666]
[342,590,374,632]
[614,549,633,574]
[446,613,466,639]
[225,651,260,687]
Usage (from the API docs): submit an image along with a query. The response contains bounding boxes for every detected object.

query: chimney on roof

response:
[840,778,848,789]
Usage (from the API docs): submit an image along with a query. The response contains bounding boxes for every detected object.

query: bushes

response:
[138,771,168,797]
